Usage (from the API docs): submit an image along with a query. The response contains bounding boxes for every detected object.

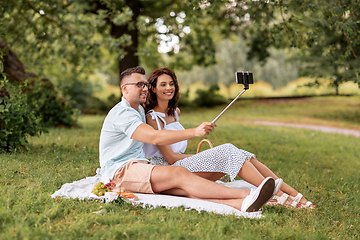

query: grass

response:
[1,96,360,239]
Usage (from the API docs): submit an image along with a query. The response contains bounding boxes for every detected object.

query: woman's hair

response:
[145,67,179,117]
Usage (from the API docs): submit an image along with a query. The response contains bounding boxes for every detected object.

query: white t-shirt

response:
[99,98,148,183]
[143,110,187,158]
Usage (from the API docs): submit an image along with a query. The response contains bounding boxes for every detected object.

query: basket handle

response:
[196,139,213,154]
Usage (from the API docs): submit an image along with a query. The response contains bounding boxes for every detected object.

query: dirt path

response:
[253,121,360,137]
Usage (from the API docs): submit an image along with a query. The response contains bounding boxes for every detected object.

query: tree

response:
[0,0,250,79]
[0,0,116,109]
[2,0,358,97]
[177,38,300,89]
[0,47,44,152]
[237,0,360,94]
[0,39,76,127]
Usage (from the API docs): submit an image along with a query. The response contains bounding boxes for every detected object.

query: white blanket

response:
[51,168,261,219]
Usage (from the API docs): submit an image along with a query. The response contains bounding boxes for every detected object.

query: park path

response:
[253,120,360,138]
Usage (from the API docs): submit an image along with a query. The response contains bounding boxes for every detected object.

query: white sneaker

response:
[273,178,283,196]
[241,177,275,212]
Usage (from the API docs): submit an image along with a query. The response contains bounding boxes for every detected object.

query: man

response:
[99,66,275,212]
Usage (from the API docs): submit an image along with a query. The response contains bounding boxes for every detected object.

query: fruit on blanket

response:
[104,182,121,194]
[104,182,116,188]
[92,182,138,200]
[120,191,138,201]
[92,182,108,196]
[105,183,138,200]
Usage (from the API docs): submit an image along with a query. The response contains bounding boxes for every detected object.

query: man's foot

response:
[241,177,275,212]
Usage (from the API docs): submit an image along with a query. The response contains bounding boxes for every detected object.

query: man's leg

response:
[150,165,248,198]
[150,165,274,211]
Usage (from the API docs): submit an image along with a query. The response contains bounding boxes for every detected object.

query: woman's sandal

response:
[289,193,315,209]
[266,193,290,206]
[299,201,315,209]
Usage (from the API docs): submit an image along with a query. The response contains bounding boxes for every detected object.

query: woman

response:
[143,67,314,209]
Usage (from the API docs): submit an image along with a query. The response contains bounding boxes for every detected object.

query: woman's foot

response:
[267,192,292,206]
[267,191,315,209]
[289,193,315,209]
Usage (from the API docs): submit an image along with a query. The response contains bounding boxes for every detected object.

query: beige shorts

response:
[111,160,155,193]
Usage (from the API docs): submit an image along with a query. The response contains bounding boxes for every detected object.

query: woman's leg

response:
[249,157,310,205]
[179,144,269,188]
[193,172,225,181]
[237,160,266,187]
[175,143,251,182]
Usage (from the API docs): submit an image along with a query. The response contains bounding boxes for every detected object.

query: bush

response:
[84,94,120,114]
[25,79,78,128]
[0,79,45,153]
[193,84,227,107]
[59,76,94,111]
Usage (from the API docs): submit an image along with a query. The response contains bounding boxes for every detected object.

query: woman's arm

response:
[146,113,193,164]
[157,145,193,165]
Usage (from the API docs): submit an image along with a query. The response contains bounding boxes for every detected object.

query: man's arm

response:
[131,122,216,146]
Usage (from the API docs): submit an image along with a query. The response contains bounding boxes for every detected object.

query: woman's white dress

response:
[143,110,255,181]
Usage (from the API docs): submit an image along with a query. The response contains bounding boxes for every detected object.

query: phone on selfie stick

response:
[211,72,253,124]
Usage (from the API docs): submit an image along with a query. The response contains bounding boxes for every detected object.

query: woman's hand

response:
[194,122,216,137]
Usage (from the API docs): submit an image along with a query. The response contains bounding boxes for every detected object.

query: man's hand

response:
[194,122,217,137]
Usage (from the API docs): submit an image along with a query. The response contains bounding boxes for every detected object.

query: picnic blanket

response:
[51,168,261,219]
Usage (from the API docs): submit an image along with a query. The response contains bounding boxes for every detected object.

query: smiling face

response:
[145,67,180,116]
[121,73,148,108]
[153,74,176,103]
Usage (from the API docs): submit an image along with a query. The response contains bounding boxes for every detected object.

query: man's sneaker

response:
[273,178,283,196]
[241,177,275,212]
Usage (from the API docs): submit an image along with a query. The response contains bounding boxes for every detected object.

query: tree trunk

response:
[0,39,56,98]
[111,24,139,74]
[110,0,142,75]
[0,86,9,98]
[87,0,142,77]
[0,39,37,83]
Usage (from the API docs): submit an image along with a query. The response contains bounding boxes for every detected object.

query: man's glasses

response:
[124,82,151,89]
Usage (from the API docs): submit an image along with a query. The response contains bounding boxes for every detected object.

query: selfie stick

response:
[211,89,247,123]
[211,72,253,124]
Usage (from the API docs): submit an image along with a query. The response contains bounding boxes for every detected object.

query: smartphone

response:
[236,71,254,85]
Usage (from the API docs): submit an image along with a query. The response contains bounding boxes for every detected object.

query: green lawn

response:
[1,96,360,239]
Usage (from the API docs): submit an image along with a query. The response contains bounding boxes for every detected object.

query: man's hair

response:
[120,66,146,86]
[145,67,179,117]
